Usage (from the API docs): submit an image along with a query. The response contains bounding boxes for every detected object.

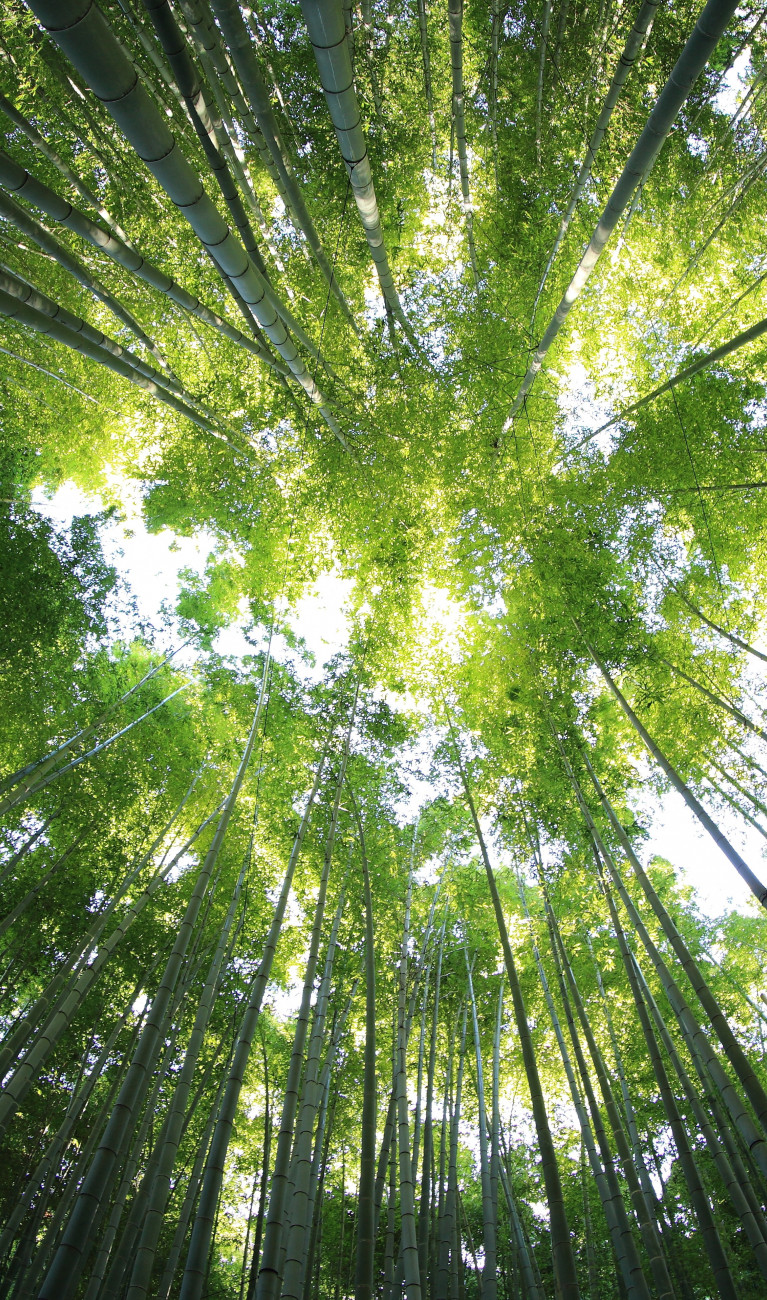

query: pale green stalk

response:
[507,0,740,424]
[447,711,581,1300]
[531,0,660,320]
[0,801,221,1116]
[580,628,767,908]
[281,880,348,1300]
[0,189,167,367]
[248,780,338,1300]
[519,872,651,1300]
[395,830,423,1300]
[207,0,358,332]
[0,683,192,816]
[635,952,767,1279]
[180,754,327,1300]
[37,696,264,1300]
[299,0,418,346]
[29,0,346,444]
[447,0,479,290]
[464,948,497,1300]
[544,888,675,1299]
[600,861,739,1300]
[0,147,287,371]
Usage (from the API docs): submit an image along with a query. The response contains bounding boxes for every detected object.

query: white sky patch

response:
[713,48,753,118]
[643,784,765,917]
[393,780,436,827]
[214,601,256,661]
[482,593,507,618]
[377,684,420,714]
[687,134,709,161]
[415,854,443,888]
[30,481,357,675]
[553,355,620,465]
[32,480,214,645]
[363,283,387,325]
[167,850,197,884]
[266,976,304,1022]
[646,1128,675,1200]
[289,568,354,671]
[131,992,148,1018]
[557,357,614,450]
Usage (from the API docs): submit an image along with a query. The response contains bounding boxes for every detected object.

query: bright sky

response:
[31,479,352,670]
[713,48,753,117]
[641,786,763,917]
[31,480,767,921]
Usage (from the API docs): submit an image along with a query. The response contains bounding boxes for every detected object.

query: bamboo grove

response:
[3,0,767,1296]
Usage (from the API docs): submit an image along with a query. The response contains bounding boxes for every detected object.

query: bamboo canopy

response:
[2,2,767,1299]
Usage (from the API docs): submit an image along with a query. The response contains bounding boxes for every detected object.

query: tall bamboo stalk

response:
[447,714,581,1300]
[580,744,767,1132]
[28,0,346,443]
[299,0,419,347]
[435,1006,466,1300]
[248,835,334,1300]
[597,855,738,1299]
[0,89,133,242]
[507,0,740,423]
[207,0,358,333]
[0,147,288,371]
[531,0,660,320]
[0,188,167,367]
[545,888,676,1299]
[580,631,767,908]
[447,0,480,289]
[569,749,767,1179]
[464,948,497,1300]
[417,0,438,170]
[124,832,254,1299]
[280,877,348,1300]
[349,788,378,1300]
[178,753,327,1300]
[0,800,223,1125]
[37,691,265,1300]
[396,833,423,1300]
[418,908,447,1288]
[518,870,652,1300]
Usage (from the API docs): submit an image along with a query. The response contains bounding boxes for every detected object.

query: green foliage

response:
[2,1,767,1297]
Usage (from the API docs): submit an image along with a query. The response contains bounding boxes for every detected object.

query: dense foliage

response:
[2,1,767,1298]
